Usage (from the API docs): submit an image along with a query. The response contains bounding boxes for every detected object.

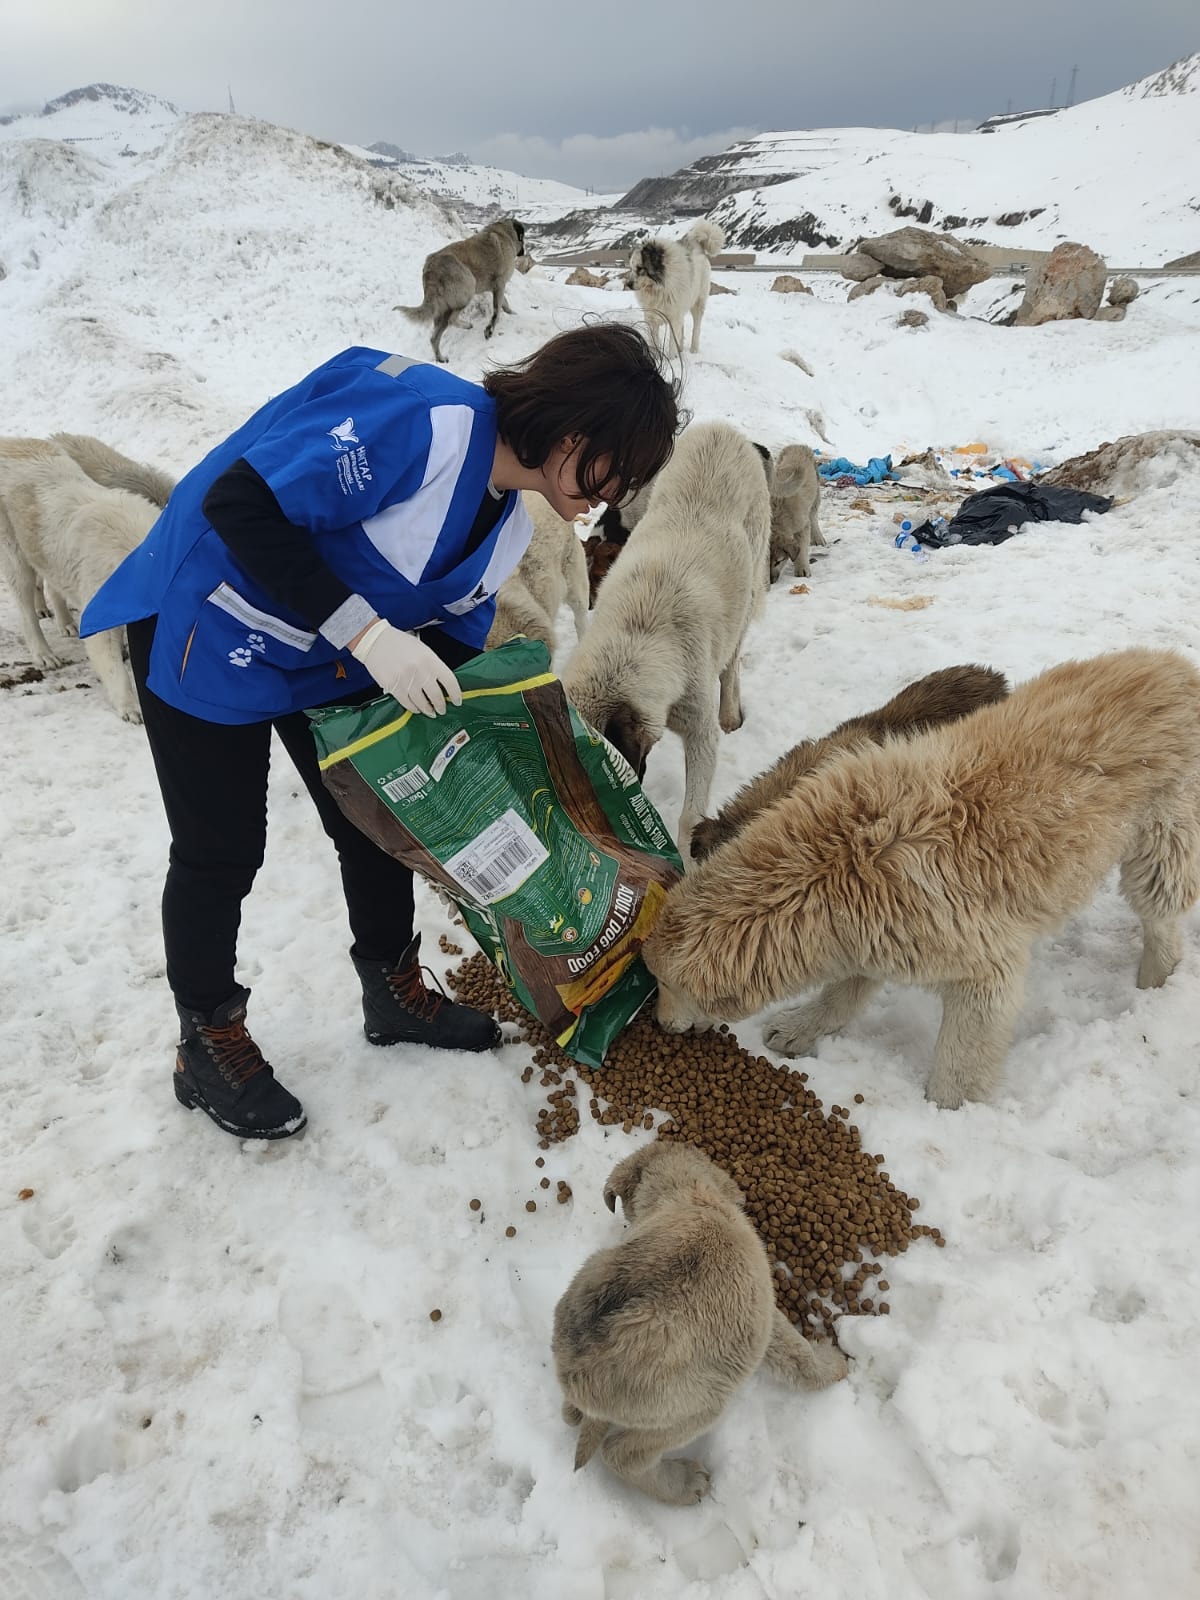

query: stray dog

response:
[562,421,772,853]
[0,438,158,720]
[554,1142,848,1505]
[644,650,1200,1107]
[396,217,526,363]
[626,221,726,355]
[769,443,825,580]
[690,664,1009,860]
[486,492,589,654]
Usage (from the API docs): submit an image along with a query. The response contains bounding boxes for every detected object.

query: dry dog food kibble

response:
[448,952,942,1333]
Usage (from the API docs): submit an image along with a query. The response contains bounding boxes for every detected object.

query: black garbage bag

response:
[913,481,1114,548]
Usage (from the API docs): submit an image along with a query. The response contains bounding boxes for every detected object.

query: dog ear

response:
[602,1147,652,1215]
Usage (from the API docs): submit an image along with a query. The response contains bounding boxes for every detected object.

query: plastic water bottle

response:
[892,520,929,563]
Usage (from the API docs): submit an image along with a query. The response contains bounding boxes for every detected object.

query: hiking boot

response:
[352,935,501,1052]
[174,988,307,1140]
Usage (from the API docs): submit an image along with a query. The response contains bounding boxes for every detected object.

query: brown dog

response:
[691,664,1009,860]
[553,1143,847,1504]
[647,650,1200,1108]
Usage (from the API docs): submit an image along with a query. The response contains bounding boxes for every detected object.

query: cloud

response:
[469,126,761,195]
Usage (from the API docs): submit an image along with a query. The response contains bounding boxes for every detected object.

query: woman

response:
[82,324,680,1141]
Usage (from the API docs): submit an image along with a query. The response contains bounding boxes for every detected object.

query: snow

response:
[1,80,1199,1600]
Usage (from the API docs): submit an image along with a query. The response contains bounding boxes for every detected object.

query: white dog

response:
[486,492,589,655]
[0,438,158,721]
[562,421,771,853]
[626,221,726,355]
[554,1143,848,1505]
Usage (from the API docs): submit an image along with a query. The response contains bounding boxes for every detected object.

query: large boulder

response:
[840,253,883,282]
[1107,274,1140,307]
[771,274,813,295]
[847,274,885,302]
[1013,242,1107,326]
[895,275,948,312]
[855,226,991,299]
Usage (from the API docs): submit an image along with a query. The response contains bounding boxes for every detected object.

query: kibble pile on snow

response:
[448,950,942,1334]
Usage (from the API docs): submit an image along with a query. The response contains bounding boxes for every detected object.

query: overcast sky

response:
[3,2,1196,191]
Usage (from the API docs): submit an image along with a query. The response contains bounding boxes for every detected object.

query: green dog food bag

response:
[308,636,683,1066]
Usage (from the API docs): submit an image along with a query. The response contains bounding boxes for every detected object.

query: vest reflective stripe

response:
[360,404,475,583]
[207,582,319,650]
[374,353,419,377]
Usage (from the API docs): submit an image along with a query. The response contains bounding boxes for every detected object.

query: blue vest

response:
[81,348,533,724]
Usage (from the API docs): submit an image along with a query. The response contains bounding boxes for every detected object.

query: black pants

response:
[128,616,476,1016]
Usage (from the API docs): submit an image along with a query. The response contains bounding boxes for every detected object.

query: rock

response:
[895,275,948,312]
[1013,242,1107,327]
[565,265,606,288]
[1093,305,1127,322]
[515,255,535,275]
[1107,275,1139,306]
[771,275,812,295]
[780,349,814,376]
[856,226,991,299]
[709,280,736,295]
[847,274,885,302]
[1041,431,1200,496]
[840,253,884,283]
[897,309,930,329]
[1163,249,1200,269]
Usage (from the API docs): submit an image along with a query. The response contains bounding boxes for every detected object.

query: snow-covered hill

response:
[354,141,593,216]
[538,52,1200,264]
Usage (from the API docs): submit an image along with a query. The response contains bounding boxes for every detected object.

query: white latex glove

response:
[350,619,463,717]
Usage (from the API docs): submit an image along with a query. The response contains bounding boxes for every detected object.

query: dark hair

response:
[483,322,682,504]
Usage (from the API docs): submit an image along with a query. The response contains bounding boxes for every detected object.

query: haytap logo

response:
[328,417,360,451]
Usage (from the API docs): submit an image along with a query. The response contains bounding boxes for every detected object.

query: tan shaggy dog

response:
[553,1143,848,1505]
[690,663,1009,861]
[644,650,1200,1108]
[769,443,826,581]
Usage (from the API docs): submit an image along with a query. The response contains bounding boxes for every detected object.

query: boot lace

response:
[201,1018,269,1085]
[386,962,446,1020]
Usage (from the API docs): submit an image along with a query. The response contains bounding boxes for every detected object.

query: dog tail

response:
[573,1415,610,1470]
[685,220,726,258]
[393,300,432,322]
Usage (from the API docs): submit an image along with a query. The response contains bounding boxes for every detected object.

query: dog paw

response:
[657,1457,711,1505]
[718,709,744,734]
[119,705,143,725]
[763,1007,822,1057]
[804,1342,850,1387]
[561,1400,583,1427]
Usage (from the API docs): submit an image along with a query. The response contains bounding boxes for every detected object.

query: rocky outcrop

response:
[897,309,929,329]
[771,274,812,294]
[1041,431,1200,495]
[1163,249,1200,269]
[855,226,991,299]
[1013,242,1107,326]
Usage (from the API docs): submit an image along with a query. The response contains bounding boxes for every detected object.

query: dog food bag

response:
[308,637,683,1066]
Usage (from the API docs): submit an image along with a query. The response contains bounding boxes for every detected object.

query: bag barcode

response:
[381,765,430,802]
[446,809,550,905]
[457,834,537,899]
